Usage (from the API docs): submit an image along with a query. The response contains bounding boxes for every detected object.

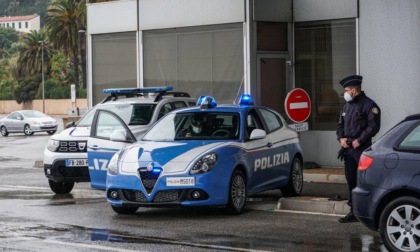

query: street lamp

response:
[38,40,45,113]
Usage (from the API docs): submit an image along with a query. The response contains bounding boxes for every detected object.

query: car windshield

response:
[143,112,240,141]
[77,103,155,127]
[20,110,47,118]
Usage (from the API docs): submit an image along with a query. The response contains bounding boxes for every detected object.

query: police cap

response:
[340,75,363,88]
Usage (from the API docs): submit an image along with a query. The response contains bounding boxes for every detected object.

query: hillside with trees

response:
[0,0,87,103]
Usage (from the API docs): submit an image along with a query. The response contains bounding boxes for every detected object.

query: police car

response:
[44,86,196,194]
[93,95,304,214]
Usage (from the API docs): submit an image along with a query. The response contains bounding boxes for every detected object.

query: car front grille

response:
[122,189,147,202]
[153,190,181,203]
[58,141,87,152]
[121,189,182,203]
[138,168,161,194]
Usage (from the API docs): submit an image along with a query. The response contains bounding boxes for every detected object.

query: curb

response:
[303,172,346,184]
[277,197,350,215]
[34,160,43,168]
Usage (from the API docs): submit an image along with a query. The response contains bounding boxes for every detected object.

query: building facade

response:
[86,0,420,167]
[0,14,40,33]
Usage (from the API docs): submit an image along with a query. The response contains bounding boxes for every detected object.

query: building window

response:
[91,32,137,104]
[143,24,244,104]
[257,22,288,51]
[295,19,356,130]
[19,22,21,29]
[25,22,28,28]
[12,23,15,28]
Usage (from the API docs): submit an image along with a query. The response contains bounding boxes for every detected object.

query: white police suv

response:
[43,87,196,194]
[88,95,304,214]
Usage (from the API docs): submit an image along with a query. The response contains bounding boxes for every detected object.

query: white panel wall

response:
[294,0,358,22]
[359,0,420,137]
[139,0,245,30]
[87,0,137,34]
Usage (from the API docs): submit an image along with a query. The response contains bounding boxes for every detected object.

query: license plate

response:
[66,159,88,167]
[166,177,195,187]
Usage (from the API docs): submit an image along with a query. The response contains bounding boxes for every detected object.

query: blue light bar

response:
[239,94,254,106]
[197,96,217,109]
[103,86,173,94]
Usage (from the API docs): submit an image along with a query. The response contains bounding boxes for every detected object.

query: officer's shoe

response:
[338,212,359,223]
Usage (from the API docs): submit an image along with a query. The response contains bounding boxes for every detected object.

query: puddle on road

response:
[2,223,386,252]
[0,156,21,162]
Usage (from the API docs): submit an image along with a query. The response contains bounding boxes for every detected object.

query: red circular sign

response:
[284,88,311,123]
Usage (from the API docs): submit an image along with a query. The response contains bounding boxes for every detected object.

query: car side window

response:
[158,103,173,120]
[9,112,18,120]
[399,124,420,149]
[245,109,263,139]
[258,108,283,133]
[172,101,188,109]
[95,111,126,140]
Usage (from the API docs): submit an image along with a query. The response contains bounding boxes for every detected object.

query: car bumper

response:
[31,125,58,132]
[44,160,90,183]
[352,184,387,231]
[106,170,231,208]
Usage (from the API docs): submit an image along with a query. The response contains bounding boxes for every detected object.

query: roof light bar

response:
[196,96,217,109]
[103,86,173,94]
[239,94,254,106]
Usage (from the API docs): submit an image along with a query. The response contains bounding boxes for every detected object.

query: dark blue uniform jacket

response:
[336,91,381,147]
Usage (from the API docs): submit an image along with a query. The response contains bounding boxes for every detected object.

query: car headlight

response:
[190,153,218,174]
[108,151,121,175]
[31,121,41,125]
[47,139,60,152]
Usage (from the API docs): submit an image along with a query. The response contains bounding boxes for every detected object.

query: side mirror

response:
[249,129,266,140]
[16,116,22,120]
[66,121,75,128]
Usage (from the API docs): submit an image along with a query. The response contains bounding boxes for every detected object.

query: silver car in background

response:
[0,110,58,136]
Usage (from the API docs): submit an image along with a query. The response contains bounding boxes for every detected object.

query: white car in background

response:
[43,86,196,194]
[0,110,57,136]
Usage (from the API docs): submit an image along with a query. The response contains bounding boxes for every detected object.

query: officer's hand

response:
[352,139,360,149]
[340,138,350,148]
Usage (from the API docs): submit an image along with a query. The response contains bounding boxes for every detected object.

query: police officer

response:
[336,75,381,223]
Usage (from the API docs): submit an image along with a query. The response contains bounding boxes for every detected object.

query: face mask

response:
[192,126,202,134]
[344,92,353,102]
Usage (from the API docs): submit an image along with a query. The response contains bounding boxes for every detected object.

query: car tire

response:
[111,205,139,214]
[225,170,247,215]
[24,124,34,136]
[48,180,75,194]
[0,126,8,136]
[281,157,303,197]
[47,130,56,135]
[379,196,420,252]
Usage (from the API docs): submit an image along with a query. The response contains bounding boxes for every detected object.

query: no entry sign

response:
[284,88,311,123]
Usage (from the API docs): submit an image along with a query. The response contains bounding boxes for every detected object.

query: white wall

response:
[138,0,245,30]
[359,0,420,137]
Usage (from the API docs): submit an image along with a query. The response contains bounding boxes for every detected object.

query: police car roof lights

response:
[103,86,173,94]
[197,96,217,109]
[239,94,254,106]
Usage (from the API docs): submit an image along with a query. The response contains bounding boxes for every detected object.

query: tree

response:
[14,29,53,78]
[14,74,41,104]
[0,27,19,58]
[45,0,86,88]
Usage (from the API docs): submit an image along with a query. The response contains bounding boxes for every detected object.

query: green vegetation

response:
[0,0,87,103]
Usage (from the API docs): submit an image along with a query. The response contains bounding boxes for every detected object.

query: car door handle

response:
[267,142,273,148]
[87,145,100,151]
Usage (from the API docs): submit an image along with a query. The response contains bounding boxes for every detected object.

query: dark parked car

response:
[353,114,420,252]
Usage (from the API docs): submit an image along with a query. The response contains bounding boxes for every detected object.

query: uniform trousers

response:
[343,147,366,208]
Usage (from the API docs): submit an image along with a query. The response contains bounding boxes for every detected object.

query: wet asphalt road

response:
[0,115,387,251]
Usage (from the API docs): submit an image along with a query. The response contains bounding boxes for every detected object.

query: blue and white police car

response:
[92,95,303,214]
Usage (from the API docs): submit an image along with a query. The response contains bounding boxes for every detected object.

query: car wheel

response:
[225,170,247,214]
[111,205,139,214]
[0,126,8,136]
[47,130,56,135]
[379,196,420,252]
[48,180,75,194]
[24,124,34,135]
[281,157,303,197]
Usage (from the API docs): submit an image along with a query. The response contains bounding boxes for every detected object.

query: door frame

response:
[256,53,291,109]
